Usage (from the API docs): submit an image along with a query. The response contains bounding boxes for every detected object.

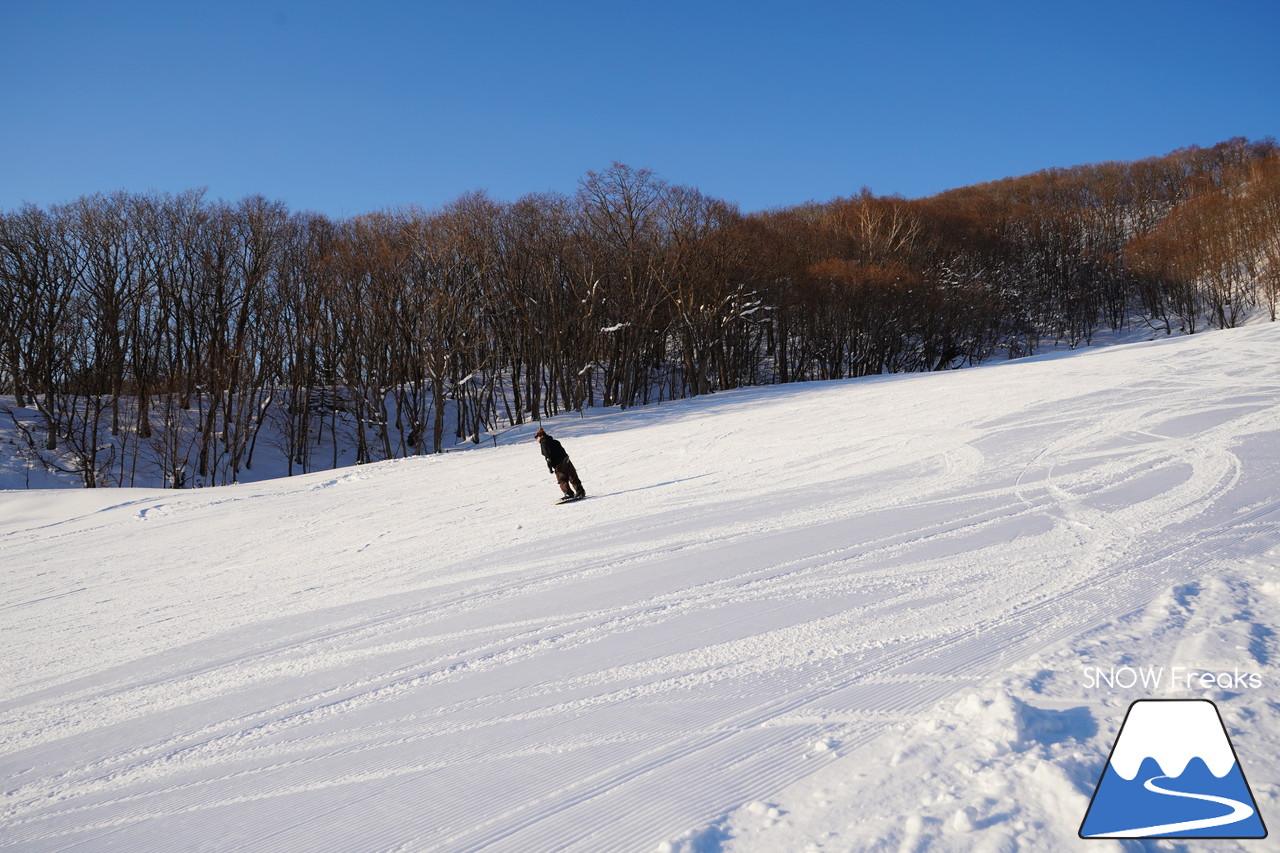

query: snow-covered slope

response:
[3,325,1279,852]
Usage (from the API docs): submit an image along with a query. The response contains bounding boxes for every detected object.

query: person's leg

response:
[563,460,585,497]
[554,464,575,496]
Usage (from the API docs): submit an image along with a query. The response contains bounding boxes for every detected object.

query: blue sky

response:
[3,1,1277,217]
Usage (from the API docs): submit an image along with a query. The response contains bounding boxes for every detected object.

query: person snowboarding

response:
[536,427,586,502]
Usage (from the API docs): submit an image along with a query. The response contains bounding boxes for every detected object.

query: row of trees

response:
[2,139,1277,487]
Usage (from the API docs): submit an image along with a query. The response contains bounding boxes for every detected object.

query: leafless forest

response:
[2,138,1278,487]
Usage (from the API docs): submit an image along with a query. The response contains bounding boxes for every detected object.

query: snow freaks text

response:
[1082,666,1263,691]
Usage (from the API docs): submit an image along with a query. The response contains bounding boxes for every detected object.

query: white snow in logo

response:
[1097,778,1256,838]
[1108,700,1237,780]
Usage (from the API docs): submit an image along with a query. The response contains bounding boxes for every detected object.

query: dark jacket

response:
[539,435,568,470]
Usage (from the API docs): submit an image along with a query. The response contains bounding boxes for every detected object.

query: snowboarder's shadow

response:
[599,474,712,498]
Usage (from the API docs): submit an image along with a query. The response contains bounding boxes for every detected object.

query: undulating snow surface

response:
[3,325,1279,852]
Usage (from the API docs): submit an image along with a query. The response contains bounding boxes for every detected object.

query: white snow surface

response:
[3,324,1280,852]
[1108,700,1237,781]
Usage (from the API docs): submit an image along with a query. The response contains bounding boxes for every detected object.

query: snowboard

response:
[556,495,586,505]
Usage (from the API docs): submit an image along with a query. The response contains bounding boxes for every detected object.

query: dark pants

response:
[553,460,583,496]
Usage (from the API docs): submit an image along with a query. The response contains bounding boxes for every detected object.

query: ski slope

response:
[3,325,1279,852]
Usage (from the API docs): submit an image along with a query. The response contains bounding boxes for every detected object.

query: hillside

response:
[5,139,1279,491]
[2,323,1278,851]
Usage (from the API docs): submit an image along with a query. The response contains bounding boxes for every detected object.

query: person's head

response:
[535,428,547,441]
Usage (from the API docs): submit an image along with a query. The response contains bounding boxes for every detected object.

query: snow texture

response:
[3,323,1279,852]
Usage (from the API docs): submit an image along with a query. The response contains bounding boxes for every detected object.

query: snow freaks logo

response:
[1079,700,1268,839]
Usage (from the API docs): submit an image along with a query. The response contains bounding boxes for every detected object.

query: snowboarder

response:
[536,428,586,502]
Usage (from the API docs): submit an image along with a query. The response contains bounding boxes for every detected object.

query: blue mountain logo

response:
[1080,699,1267,839]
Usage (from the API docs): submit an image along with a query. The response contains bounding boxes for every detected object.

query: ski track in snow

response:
[2,325,1280,851]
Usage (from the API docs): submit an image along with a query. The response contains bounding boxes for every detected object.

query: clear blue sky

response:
[3,0,1277,217]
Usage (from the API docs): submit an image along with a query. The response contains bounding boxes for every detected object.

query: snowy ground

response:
[2,324,1278,852]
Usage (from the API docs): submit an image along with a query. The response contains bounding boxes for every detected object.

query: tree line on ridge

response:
[1,137,1276,486]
